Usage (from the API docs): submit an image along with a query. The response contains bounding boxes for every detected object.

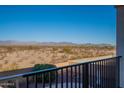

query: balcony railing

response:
[0,56,121,88]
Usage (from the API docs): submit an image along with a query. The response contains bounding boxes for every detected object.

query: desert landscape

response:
[0,42,115,72]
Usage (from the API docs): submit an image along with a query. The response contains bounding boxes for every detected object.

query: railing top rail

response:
[0,56,122,81]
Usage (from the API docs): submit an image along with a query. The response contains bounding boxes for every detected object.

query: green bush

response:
[63,47,73,54]
[32,64,57,83]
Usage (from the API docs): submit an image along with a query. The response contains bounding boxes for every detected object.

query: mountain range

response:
[0,40,114,46]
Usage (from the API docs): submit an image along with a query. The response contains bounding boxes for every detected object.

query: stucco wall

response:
[116,6,124,87]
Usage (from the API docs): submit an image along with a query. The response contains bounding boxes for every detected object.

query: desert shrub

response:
[6,47,13,53]
[52,47,58,51]
[63,47,73,54]
[32,64,57,83]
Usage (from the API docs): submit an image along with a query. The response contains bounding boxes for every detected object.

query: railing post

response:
[83,63,89,88]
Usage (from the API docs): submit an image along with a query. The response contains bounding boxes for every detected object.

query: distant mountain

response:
[0,40,114,46]
[39,42,78,46]
[80,43,114,47]
[0,40,39,45]
[0,40,78,46]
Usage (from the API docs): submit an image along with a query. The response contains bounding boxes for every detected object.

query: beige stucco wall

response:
[116,6,124,87]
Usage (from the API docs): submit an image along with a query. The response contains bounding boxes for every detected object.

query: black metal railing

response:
[0,56,121,88]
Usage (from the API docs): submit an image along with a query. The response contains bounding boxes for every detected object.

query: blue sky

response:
[0,6,116,44]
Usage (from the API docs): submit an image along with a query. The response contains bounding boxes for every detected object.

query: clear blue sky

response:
[0,5,116,44]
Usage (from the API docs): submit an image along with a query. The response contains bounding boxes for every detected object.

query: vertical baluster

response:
[71,66,73,88]
[97,62,99,88]
[98,61,100,88]
[103,60,105,88]
[78,65,81,88]
[82,65,84,88]
[99,61,101,88]
[100,61,105,88]
[61,69,63,88]
[55,70,58,88]
[95,62,97,88]
[102,60,104,88]
[92,62,95,88]
[113,58,115,87]
[75,66,77,88]
[42,73,45,88]
[35,74,38,88]
[110,59,113,88]
[94,62,96,88]
[99,61,103,88]
[83,63,89,88]
[100,61,103,88]
[89,63,92,88]
[88,64,90,88]
[41,74,43,88]
[107,59,109,88]
[108,59,111,88]
[66,68,68,88]
[104,60,106,88]
[105,60,107,88]
[101,60,103,88]
[106,59,108,88]
[113,58,116,87]
[110,58,113,88]
[114,57,117,87]
[26,76,29,88]
[92,63,94,88]
[49,72,52,88]
[114,58,117,87]
[101,61,103,88]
